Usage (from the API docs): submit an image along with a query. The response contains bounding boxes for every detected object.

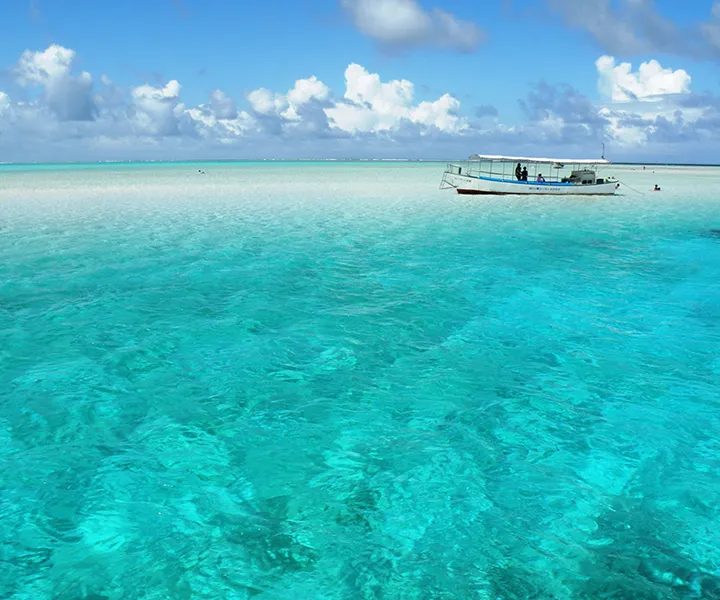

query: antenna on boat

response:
[601,143,605,160]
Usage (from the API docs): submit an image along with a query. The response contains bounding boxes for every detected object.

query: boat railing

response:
[443,162,486,177]
[439,165,457,190]
[444,161,517,180]
[443,159,604,184]
[444,163,463,176]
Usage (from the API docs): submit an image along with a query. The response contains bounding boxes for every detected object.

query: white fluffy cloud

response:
[209,89,237,120]
[14,43,96,121]
[0,43,719,163]
[130,80,185,135]
[593,56,704,150]
[596,55,691,102]
[340,0,483,52]
[0,44,471,161]
[325,63,465,133]
[248,76,330,120]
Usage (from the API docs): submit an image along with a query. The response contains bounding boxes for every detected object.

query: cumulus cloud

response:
[242,65,465,137]
[95,75,126,109]
[183,88,254,143]
[184,106,254,142]
[245,75,334,138]
[209,89,237,119]
[517,81,608,150]
[14,44,96,121]
[591,57,704,152]
[1,43,720,164]
[511,55,717,160]
[0,44,472,161]
[340,0,483,52]
[130,80,187,136]
[248,76,330,121]
[325,63,466,133]
[595,56,691,102]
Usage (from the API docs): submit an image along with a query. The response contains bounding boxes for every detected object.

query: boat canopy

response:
[469,154,610,165]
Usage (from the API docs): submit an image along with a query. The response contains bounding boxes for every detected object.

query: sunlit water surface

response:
[1,162,720,599]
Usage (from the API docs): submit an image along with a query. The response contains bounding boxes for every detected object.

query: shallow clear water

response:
[1,162,720,599]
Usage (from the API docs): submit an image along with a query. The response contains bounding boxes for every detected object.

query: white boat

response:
[440,153,620,196]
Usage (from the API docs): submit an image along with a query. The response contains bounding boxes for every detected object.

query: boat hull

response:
[442,172,619,196]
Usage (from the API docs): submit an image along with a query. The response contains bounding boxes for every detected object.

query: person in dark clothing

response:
[521,167,528,181]
[515,163,522,180]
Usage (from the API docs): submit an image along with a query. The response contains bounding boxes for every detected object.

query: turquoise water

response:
[2,162,720,599]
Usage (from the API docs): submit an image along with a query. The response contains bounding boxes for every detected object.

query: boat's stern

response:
[439,163,474,190]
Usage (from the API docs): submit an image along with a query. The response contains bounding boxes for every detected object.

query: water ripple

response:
[1,163,720,598]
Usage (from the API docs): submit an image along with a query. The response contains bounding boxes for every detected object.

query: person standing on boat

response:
[521,166,528,181]
[537,173,545,182]
[515,163,522,180]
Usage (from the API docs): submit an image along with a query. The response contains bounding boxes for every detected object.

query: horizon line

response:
[1,158,719,168]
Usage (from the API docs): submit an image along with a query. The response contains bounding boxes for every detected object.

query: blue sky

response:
[1,0,720,162]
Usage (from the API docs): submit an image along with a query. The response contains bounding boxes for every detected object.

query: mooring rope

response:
[617,180,647,196]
